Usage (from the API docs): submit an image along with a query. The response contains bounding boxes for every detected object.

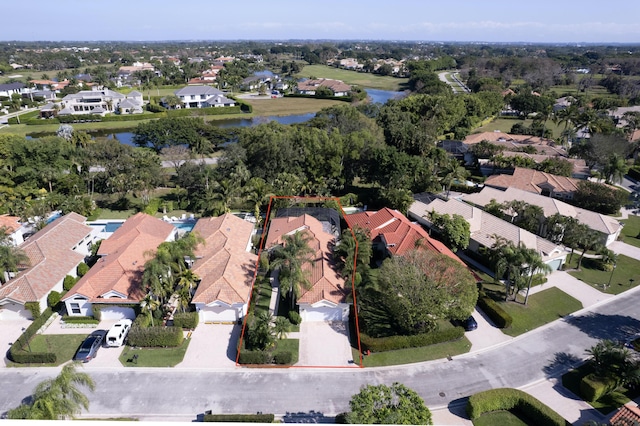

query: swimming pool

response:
[174,221,195,233]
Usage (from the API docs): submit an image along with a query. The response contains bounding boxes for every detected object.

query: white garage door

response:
[200,306,236,323]
[300,306,342,322]
[100,306,136,320]
[0,303,32,320]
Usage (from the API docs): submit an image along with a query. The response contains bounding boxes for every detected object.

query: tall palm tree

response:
[603,153,629,185]
[270,231,315,310]
[333,226,372,288]
[273,316,290,340]
[0,228,30,283]
[244,177,274,226]
[577,228,602,270]
[140,293,160,326]
[522,248,552,305]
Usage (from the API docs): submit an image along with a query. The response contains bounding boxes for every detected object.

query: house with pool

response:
[62,213,177,320]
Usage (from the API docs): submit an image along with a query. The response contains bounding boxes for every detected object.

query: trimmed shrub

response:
[360,326,465,353]
[47,291,61,309]
[173,312,198,329]
[133,313,151,328]
[146,103,166,113]
[334,413,348,424]
[77,262,89,277]
[9,307,56,364]
[62,315,99,324]
[24,301,41,319]
[477,294,512,329]
[63,275,77,291]
[466,388,566,426]
[237,350,271,365]
[142,198,161,215]
[127,326,184,347]
[580,373,617,402]
[203,414,274,423]
[288,311,302,325]
[273,351,293,365]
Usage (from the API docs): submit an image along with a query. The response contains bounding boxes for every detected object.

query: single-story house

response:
[172,86,235,109]
[0,213,94,320]
[409,197,567,271]
[190,214,257,323]
[0,214,26,246]
[265,214,349,322]
[62,213,177,320]
[484,167,581,201]
[296,78,351,97]
[463,186,623,247]
[464,131,567,156]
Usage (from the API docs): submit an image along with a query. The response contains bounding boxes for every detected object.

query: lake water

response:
[365,88,406,104]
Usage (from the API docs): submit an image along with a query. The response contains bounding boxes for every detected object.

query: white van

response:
[105,319,132,347]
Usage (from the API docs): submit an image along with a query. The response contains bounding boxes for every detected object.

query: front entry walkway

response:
[296,321,355,367]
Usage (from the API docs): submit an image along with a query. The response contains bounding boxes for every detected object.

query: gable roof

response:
[484,167,580,195]
[610,402,640,426]
[297,78,351,94]
[463,186,622,236]
[190,214,257,306]
[0,82,26,91]
[62,213,175,304]
[0,213,91,304]
[174,85,224,97]
[0,214,22,234]
[266,215,347,305]
[347,208,464,265]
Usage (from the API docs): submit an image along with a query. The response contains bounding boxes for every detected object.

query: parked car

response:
[463,316,478,331]
[105,319,132,347]
[73,331,105,362]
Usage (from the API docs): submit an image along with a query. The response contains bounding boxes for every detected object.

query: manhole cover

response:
[439,392,446,397]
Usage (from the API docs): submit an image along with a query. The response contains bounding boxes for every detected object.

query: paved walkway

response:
[0,319,31,367]
[530,270,614,308]
[609,240,640,260]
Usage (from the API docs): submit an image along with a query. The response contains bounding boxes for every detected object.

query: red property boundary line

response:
[235,196,363,368]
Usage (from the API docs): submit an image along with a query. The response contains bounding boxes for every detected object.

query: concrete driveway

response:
[177,324,239,369]
[297,321,355,367]
[464,307,512,352]
[0,319,32,367]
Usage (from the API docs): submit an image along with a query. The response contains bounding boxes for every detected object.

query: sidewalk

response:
[609,240,640,260]
[529,270,614,308]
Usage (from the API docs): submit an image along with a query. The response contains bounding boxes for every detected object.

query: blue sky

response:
[3,0,639,43]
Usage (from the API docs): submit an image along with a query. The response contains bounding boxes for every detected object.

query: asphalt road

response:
[2,290,639,420]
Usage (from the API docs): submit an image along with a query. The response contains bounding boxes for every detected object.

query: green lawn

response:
[482,284,583,337]
[244,96,344,116]
[14,334,88,367]
[568,254,640,295]
[354,337,471,367]
[562,363,638,415]
[473,410,529,426]
[274,338,299,365]
[295,65,409,91]
[119,339,190,367]
[473,117,564,139]
[620,216,640,249]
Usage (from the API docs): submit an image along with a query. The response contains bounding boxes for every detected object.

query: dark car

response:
[462,316,478,331]
[73,331,105,362]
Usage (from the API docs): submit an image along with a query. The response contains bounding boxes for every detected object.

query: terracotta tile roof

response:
[347,208,465,265]
[0,214,21,234]
[297,78,351,94]
[464,132,567,156]
[190,214,257,306]
[484,167,580,195]
[62,213,175,304]
[0,213,91,304]
[610,402,640,426]
[266,215,347,305]
[499,151,589,176]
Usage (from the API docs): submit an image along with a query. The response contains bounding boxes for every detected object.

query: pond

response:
[365,88,406,104]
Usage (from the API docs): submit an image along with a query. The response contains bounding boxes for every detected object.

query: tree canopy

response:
[345,383,432,425]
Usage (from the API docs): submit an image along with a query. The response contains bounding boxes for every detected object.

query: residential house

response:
[0,213,95,320]
[0,82,29,98]
[240,75,271,91]
[497,151,590,179]
[190,214,257,323]
[462,186,623,247]
[116,62,157,85]
[464,131,566,156]
[609,402,640,426]
[62,213,177,320]
[265,214,349,322]
[0,214,26,246]
[409,197,567,271]
[58,87,143,116]
[484,167,581,200]
[296,78,351,97]
[172,86,235,109]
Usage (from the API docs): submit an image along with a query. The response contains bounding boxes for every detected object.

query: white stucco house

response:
[172,86,236,109]
[58,87,143,116]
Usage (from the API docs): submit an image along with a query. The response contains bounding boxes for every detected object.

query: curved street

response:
[2,286,639,421]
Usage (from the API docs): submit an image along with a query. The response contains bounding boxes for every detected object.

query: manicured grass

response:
[473,117,564,139]
[354,337,471,367]
[243,96,344,116]
[561,363,637,415]
[119,339,191,367]
[295,65,409,91]
[473,410,529,426]
[253,276,273,314]
[567,254,640,295]
[21,334,88,366]
[274,338,299,365]
[620,216,640,249]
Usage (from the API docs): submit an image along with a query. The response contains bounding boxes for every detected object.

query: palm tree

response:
[270,231,315,310]
[0,229,30,283]
[333,226,372,288]
[244,177,274,226]
[273,316,290,340]
[603,153,629,185]
[577,228,602,270]
[175,269,199,312]
[522,248,553,305]
[140,293,160,326]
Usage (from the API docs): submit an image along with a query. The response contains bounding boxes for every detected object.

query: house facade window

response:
[70,303,81,314]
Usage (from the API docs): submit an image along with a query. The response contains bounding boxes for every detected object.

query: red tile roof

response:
[484,167,580,195]
[190,214,257,306]
[0,213,91,304]
[346,208,464,265]
[266,215,347,305]
[610,402,640,426]
[63,213,175,304]
[0,214,21,234]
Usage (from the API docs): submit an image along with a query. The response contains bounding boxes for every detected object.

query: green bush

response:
[477,294,512,328]
[127,326,183,347]
[580,373,617,402]
[77,262,89,277]
[9,307,56,364]
[133,313,151,328]
[24,301,41,319]
[63,275,78,291]
[288,311,302,325]
[173,312,198,329]
[47,291,61,309]
[360,326,465,352]
[166,105,243,117]
[273,351,293,365]
[142,198,161,215]
[61,315,99,324]
[146,103,166,113]
[203,414,274,423]
[466,388,567,426]
[237,350,271,364]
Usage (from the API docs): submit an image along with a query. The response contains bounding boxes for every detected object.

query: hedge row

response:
[237,350,294,365]
[466,388,567,426]
[9,307,57,364]
[166,105,243,117]
[360,326,465,352]
[580,373,617,402]
[477,289,512,329]
[127,326,184,347]
[61,315,99,324]
[173,312,199,329]
[203,414,274,423]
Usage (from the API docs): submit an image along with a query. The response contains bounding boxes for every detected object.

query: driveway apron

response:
[297,321,355,367]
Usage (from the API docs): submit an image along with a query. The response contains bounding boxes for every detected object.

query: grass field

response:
[0,67,88,84]
[295,65,409,91]
[473,410,529,426]
[620,215,640,249]
[567,254,640,295]
[473,117,564,139]
[119,339,191,367]
[354,337,471,367]
[21,334,88,366]
[243,96,344,116]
